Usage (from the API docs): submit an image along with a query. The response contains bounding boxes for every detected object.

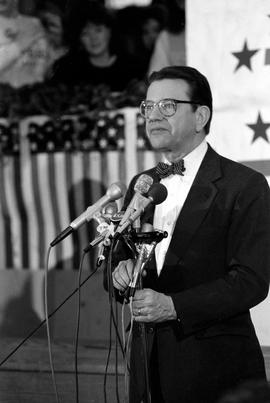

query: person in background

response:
[114,4,165,81]
[36,0,68,77]
[0,0,49,87]
[135,4,165,79]
[110,65,270,403]
[148,0,186,75]
[49,1,138,92]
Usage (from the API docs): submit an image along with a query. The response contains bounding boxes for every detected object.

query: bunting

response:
[186,0,270,346]
[186,0,270,184]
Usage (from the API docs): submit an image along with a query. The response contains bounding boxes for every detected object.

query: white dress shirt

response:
[153,140,208,275]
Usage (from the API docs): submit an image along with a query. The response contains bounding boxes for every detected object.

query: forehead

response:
[147,78,190,101]
[82,21,108,31]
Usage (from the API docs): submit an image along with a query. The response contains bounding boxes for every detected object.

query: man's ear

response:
[195,105,210,132]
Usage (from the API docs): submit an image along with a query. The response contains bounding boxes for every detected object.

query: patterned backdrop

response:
[0,108,159,270]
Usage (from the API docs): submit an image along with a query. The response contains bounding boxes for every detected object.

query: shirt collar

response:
[163,139,208,177]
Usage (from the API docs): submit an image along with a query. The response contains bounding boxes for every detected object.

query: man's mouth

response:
[149,127,168,134]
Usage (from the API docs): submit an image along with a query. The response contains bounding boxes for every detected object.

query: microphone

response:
[117,174,153,231]
[92,201,118,228]
[114,182,167,238]
[50,182,126,247]
[86,201,119,264]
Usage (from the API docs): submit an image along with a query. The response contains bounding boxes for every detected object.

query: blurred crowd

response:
[0,0,186,117]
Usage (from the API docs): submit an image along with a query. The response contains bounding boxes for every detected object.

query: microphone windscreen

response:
[134,174,154,194]
[147,183,168,205]
[107,181,127,200]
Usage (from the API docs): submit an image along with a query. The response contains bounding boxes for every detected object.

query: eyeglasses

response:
[140,98,201,119]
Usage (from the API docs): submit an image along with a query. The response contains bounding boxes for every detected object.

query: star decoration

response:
[232,40,259,71]
[117,138,125,148]
[246,113,270,143]
[137,138,146,148]
[108,127,116,137]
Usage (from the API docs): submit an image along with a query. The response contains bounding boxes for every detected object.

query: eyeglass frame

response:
[139,98,202,119]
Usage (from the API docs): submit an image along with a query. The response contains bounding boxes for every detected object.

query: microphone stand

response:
[123,229,168,403]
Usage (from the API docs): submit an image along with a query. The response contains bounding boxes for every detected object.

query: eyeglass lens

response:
[141,100,177,118]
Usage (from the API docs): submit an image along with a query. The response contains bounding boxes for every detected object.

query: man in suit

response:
[111,66,270,403]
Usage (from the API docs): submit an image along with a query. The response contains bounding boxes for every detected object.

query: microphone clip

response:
[130,229,168,245]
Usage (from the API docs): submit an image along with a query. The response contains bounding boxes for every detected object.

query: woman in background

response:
[49,1,137,92]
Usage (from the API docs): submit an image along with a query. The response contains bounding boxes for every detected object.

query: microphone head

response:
[106,181,127,201]
[134,174,154,194]
[147,183,168,205]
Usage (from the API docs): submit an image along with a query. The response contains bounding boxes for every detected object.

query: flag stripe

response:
[4,157,22,268]
[20,146,39,269]
[0,157,13,268]
[54,152,73,269]
[0,165,6,268]
[71,152,88,269]
[87,152,103,270]
[48,153,64,269]
[37,154,57,268]
[31,154,46,268]
[14,156,29,268]
[82,152,98,270]
[65,152,77,268]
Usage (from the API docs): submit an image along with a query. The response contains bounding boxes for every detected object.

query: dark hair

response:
[66,1,116,48]
[81,2,115,29]
[142,5,166,29]
[148,65,213,134]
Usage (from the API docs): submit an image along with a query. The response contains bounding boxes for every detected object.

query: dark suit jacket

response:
[119,145,270,403]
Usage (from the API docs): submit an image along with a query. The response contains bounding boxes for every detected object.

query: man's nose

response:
[148,105,164,121]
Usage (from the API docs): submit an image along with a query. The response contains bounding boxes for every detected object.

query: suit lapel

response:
[163,145,222,266]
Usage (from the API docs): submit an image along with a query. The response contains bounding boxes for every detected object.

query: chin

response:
[150,138,170,150]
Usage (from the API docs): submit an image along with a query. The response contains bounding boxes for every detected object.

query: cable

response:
[103,300,113,403]
[133,274,152,403]
[104,238,125,403]
[104,240,117,402]
[0,265,100,368]
[44,246,61,403]
[124,299,134,403]
[114,294,121,403]
[74,251,89,403]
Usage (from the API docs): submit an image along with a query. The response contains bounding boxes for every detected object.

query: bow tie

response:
[156,160,185,179]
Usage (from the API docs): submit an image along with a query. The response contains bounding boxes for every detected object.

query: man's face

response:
[145,79,198,158]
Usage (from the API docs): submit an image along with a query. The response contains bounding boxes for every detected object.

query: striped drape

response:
[0,108,159,270]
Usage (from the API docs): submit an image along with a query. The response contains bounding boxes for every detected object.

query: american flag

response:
[0,109,159,270]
